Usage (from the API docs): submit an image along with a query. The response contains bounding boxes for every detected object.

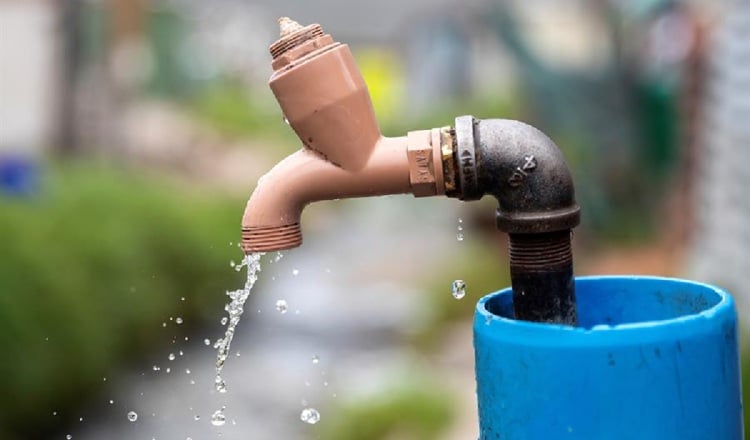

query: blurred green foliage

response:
[190,79,298,154]
[320,378,455,440]
[0,162,244,439]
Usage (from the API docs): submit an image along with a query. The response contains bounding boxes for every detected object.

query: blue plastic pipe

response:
[474,276,743,439]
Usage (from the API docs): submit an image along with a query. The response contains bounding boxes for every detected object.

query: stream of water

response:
[213,252,264,394]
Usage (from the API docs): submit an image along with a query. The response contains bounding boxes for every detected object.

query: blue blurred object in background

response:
[0,155,38,197]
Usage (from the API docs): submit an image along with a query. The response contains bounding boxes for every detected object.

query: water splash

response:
[213,252,264,394]
[127,411,138,422]
[211,407,227,426]
[275,299,288,314]
[300,407,320,424]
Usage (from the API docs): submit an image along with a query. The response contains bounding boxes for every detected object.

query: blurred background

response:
[1,0,748,438]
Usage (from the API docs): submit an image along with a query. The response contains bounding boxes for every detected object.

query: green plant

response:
[0,162,245,439]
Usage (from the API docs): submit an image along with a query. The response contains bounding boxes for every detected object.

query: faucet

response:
[241,18,580,325]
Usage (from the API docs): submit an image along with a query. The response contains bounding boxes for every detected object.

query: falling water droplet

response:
[175,317,183,325]
[153,365,160,371]
[127,411,138,422]
[165,367,171,373]
[311,355,319,364]
[273,252,284,262]
[185,368,191,374]
[220,316,228,326]
[179,350,184,356]
[216,378,227,394]
[194,415,200,421]
[456,218,465,241]
[211,407,227,426]
[168,353,175,361]
[180,296,186,302]
[451,279,467,300]
[300,407,320,424]
[229,260,236,268]
[109,399,114,405]
[275,299,288,314]
[204,338,211,346]
[66,435,72,439]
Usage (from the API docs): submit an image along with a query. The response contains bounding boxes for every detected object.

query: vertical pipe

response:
[508,230,576,324]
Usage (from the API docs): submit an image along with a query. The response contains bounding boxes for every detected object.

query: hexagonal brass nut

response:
[407,130,437,197]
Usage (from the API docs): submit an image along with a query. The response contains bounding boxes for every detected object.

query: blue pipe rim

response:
[475,275,735,347]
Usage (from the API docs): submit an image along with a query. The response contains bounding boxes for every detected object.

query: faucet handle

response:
[278,17,303,37]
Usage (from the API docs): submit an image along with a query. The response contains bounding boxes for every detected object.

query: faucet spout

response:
[242,18,446,253]
[241,136,414,252]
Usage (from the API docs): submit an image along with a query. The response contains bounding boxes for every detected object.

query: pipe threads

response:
[241,223,302,253]
[270,24,325,59]
[508,230,573,272]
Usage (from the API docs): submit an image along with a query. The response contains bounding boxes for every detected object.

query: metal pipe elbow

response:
[452,116,580,234]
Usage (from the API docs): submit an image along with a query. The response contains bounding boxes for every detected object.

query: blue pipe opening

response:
[473,276,743,440]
